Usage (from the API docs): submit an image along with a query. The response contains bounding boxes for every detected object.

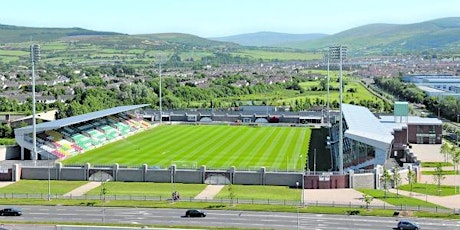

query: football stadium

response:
[7,102,441,189]
[14,104,310,172]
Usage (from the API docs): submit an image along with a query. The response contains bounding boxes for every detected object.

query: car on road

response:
[0,208,22,216]
[396,220,420,230]
[185,209,206,217]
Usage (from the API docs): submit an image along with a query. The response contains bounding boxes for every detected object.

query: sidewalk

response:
[0,181,15,188]
[303,188,393,207]
[194,185,224,199]
[63,181,102,197]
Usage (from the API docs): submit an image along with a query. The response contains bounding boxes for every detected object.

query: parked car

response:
[0,208,22,216]
[185,209,206,217]
[396,220,420,230]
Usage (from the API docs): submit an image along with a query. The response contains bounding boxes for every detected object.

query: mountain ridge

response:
[1,17,459,55]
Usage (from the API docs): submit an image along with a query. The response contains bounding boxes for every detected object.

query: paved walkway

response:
[410,144,443,162]
[194,185,225,199]
[0,181,15,188]
[303,188,393,207]
[63,181,102,197]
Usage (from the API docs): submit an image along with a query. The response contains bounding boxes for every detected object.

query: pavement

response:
[63,181,102,197]
[194,185,224,199]
[303,188,393,207]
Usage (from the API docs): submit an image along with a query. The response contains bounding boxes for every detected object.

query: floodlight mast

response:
[159,61,162,124]
[329,45,347,174]
[325,52,330,126]
[30,44,40,162]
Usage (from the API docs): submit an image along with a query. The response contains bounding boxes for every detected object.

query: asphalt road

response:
[1,205,460,229]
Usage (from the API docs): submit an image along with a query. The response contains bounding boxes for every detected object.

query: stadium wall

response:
[145,170,173,182]
[233,171,261,185]
[16,163,389,189]
[0,146,20,160]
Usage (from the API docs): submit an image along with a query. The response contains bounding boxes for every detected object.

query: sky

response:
[1,0,459,37]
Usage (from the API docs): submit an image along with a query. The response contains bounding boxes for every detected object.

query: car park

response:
[0,208,22,216]
[185,209,206,217]
[396,220,420,230]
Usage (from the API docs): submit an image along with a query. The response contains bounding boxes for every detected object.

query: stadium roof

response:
[342,104,393,150]
[379,115,442,125]
[15,104,149,135]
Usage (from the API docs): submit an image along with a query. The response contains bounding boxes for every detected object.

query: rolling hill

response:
[0,24,124,43]
[0,24,239,51]
[1,17,459,58]
[209,17,460,55]
[281,17,460,54]
[210,31,327,47]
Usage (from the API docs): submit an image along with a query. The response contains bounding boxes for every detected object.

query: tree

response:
[393,168,402,197]
[228,184,236,205]
[380,168,392,198]
[451,148,460,193]
[440,142,452,163]
[407,169,417,194]
[362,194,373,210]
[432,163,445,195]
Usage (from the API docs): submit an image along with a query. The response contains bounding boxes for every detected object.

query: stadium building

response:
[329,102,442,172]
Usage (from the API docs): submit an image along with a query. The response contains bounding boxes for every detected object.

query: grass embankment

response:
[399,183,460,196]
[357,189,445,208]
[0,180,458,229]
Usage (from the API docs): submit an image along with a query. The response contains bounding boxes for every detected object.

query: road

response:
[1,205,460,229]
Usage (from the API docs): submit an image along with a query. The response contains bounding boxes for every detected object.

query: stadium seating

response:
[25,112,152,160]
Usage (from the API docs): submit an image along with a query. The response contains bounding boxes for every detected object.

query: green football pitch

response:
[61,124,311,171]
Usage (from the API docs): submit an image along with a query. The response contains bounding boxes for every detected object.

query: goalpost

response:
[171,161,198,169]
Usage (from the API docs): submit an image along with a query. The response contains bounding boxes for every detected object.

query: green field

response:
[62,125,311,171]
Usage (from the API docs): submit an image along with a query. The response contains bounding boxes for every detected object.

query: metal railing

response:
[0,193,453,214]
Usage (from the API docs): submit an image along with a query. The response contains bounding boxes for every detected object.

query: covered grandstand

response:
[14,104,150,161]
[329,104,394,171]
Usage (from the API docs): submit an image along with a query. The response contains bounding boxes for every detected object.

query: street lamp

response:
[101,178,110,223]
[47,163,51,201]
[295,181,300,230]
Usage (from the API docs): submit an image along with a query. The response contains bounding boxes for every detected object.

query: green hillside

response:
[281,17,460,55]
[0,24,123,43]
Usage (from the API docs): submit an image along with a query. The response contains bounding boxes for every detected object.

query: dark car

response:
[185,209,206,217]
[0,208,22,216]
[396,220,420,230]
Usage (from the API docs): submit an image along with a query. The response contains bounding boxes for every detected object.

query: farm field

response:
[61,124,311,171]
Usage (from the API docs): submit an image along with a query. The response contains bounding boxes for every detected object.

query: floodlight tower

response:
[324,52,331,126]
[30,44,40,162]
[155,55,164,124]
[329,45,347,174]
[159,61,162,124]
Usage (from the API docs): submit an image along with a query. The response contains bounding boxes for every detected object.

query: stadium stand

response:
[14,104,150,160]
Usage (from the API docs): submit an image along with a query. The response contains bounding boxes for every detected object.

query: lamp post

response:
[295,181,300,230]
[47,164,51,201]
[101,178,109,223]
